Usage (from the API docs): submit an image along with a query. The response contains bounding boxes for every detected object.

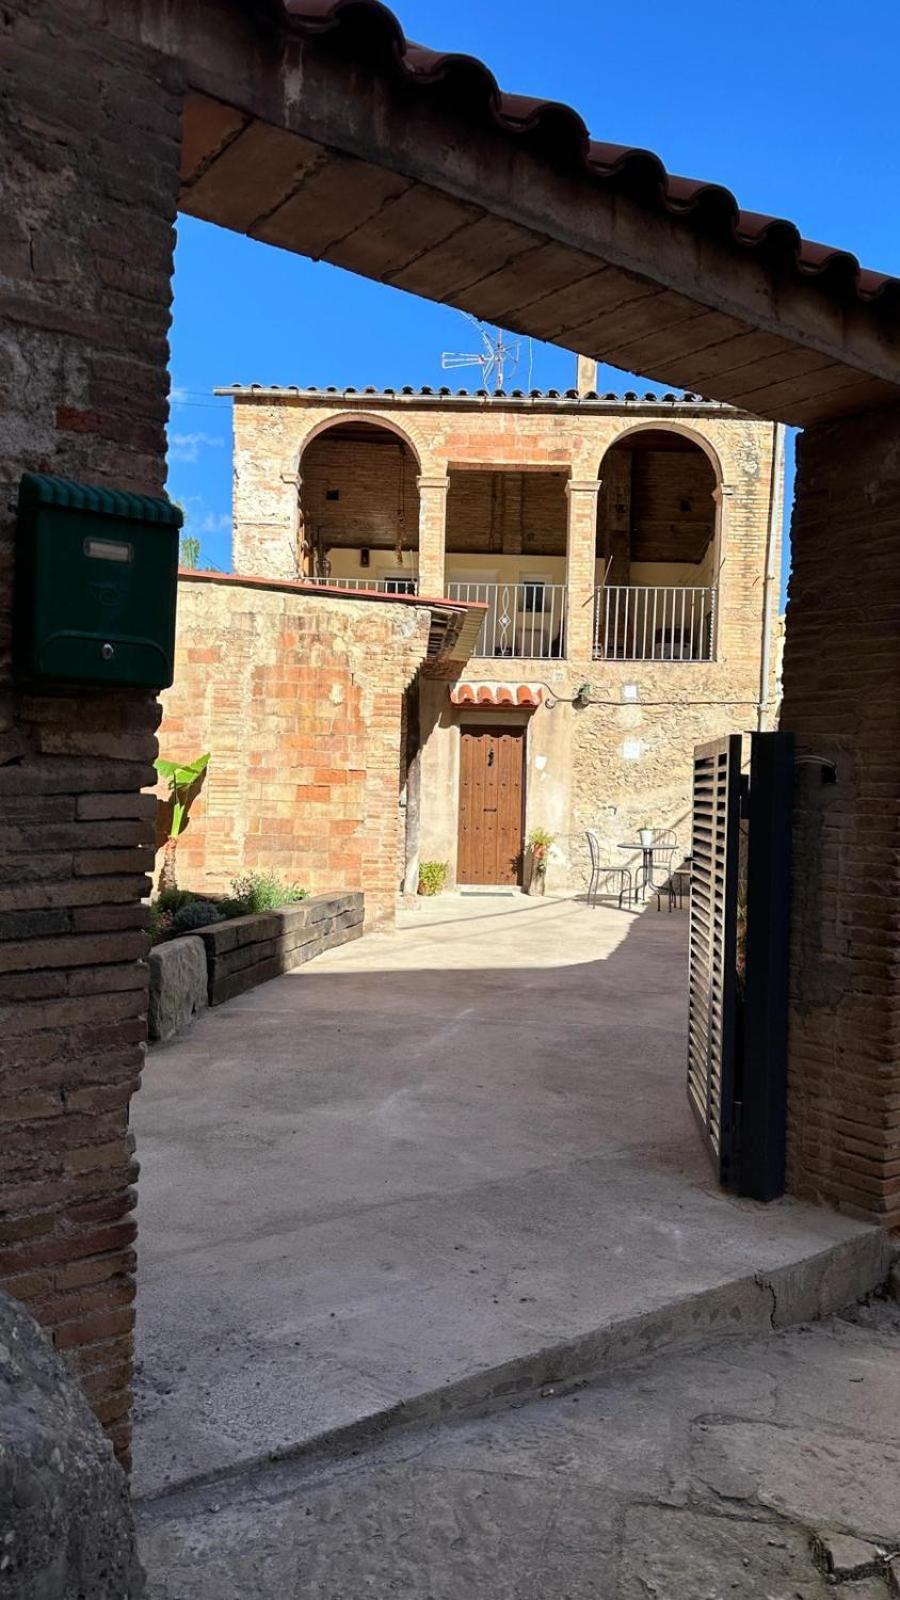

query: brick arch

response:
[595,421,724,488]
[293,411,425,474]
[297,413,425,579]
[594,421,725,653]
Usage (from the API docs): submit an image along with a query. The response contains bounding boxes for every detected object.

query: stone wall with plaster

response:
[417,660,761,891]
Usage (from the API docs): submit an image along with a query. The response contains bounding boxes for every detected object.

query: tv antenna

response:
[441,315,520,391]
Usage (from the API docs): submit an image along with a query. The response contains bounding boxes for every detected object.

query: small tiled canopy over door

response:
[458,725,526,885]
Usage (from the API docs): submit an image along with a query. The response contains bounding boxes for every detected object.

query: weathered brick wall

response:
[0,0,180,1464]
[158,576,431,926]
[625,443,716,563]
[780,405,900,1227]
[445,468,568,554]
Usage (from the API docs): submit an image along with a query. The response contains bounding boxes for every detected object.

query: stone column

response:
[416,474,449,596]
[709,483,734,659]
[230,448,299,579]
[780,403,900,1227]
[565,479,601,663]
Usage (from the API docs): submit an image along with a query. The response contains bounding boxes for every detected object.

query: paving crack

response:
[754,1270,778,1329]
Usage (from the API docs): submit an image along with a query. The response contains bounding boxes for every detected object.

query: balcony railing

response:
[593,585,716,662]
[446,581,566,658]
[301,574,419,595]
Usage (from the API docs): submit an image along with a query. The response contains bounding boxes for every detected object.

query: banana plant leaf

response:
[155,752,210,789]
[154,752,210,840]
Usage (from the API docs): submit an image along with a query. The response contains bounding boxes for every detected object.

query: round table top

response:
[616,841,656,850]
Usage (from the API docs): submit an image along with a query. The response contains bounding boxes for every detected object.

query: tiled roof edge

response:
[279,0,898,310]
[213,384,745,411]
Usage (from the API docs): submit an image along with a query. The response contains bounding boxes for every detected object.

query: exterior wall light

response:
[623,739,643,760]
[622,683,640,701]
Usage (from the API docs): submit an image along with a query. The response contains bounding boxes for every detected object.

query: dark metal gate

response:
[687,731,794,1200]
[688,735,742,1187]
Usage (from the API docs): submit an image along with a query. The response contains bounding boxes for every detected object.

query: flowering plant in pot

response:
[527,827,555,895]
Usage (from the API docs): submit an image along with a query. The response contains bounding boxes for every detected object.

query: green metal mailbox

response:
[15,473,182,690]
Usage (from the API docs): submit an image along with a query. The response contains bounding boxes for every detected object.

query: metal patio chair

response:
[647,829,686,911]
[585,829,632,910]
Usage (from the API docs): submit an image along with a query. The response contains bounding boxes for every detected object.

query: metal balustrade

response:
[593,586,716,662]
[446,581,567,658]
[299,575,715,663]
[301,574,419,594]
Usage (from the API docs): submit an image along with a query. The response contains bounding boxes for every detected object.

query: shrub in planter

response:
[215,897,249,920]
[155,887,197,915]
[228,871,308,915]
[418,861,448,897]
[149,903,175,945]
[171,899,224,934]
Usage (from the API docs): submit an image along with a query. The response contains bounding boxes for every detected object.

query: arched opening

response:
[444,465,569,658]
[595,428,719,660]
[299,419,420,592]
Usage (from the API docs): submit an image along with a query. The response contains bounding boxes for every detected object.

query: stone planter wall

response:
[147,892,364,1042]
[147,936,208,1043]
[199,891,364,1007]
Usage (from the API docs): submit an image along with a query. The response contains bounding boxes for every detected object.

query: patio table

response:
[617,841,659,900]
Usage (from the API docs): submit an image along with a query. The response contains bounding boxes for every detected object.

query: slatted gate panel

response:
[687,734,742,1185]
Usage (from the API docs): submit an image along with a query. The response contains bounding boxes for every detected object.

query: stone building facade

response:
[208,384,782,894]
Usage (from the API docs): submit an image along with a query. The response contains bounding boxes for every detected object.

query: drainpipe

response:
[757,422,785,731]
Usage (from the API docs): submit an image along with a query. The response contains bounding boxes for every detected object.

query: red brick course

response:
[780,403,900,1228]
[158,577,431,926]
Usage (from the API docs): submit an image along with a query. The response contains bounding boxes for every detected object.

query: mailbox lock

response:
[101,642,115,661]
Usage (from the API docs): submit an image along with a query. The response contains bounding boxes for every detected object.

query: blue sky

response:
[168,0,900,589]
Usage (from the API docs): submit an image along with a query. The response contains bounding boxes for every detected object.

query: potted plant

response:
[527,827,555,895]
[639,826,655,848]
[418,861,448,897]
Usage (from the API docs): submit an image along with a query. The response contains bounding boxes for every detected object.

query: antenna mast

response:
[441,315,520,391]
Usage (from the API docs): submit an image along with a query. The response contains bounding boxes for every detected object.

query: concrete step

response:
[134,1220,888,1506]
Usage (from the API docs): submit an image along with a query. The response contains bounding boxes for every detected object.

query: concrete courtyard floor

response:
[133,893,883,1503]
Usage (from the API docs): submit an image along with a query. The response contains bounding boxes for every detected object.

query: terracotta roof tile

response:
[279,0,898,309]
[217,384,732,408]
[449,683,544,709]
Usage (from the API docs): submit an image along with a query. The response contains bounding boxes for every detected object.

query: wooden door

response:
[457,724,526,885]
